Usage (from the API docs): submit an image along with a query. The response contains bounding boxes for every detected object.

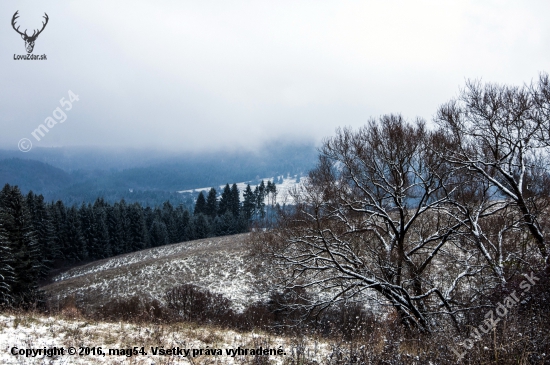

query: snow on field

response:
[44,234,266,312]
[177,175,306,205]
[0,313,330,364]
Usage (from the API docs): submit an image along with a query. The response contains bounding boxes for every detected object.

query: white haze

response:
[1,0,549,152]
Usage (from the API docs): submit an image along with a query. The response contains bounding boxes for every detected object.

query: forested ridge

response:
[0,141,316,206]
[0,180,277,306]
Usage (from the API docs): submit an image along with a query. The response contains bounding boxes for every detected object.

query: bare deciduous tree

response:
[270,116,472,332]
[435,74,550,271]
[261,76,550,334]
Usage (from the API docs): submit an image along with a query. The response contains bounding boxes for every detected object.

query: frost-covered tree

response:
[0,213,14,304]
[271,116,465,332]
[26,191,56,277]
[436,75,550,271]
[0,184,41,304]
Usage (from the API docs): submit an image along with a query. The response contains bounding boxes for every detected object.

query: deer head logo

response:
[12,11,49,54]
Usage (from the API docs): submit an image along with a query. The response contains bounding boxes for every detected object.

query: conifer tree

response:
[26,192,56,277]
[144,206,154,230]
[50,201,68,260]
[213,211,235,236]
[194,192,207,216]
[266,181,277,206]
[0,213,14,304]
[92,198,111,259]
[230,184,240,217]
[193,214,209,239]
[242,184,256,220]
[177,209,191,242]
[161,202,178,243]
[205,188,218,219]
[218,184,231,216]
[118,200,131,253]
[256,180,266,218]
[107,204,124,256]
[127,203,148,251]
[65,206,86,261]
[79,203,97,259]
[0,184,41,304]
[149,218,169,247]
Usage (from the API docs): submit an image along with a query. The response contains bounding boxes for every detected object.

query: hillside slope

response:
[0,158,73,194]
[43,234,264,313]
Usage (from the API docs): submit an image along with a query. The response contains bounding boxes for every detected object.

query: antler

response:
[11,11,27,37]
[32,13,49,38]
[11,11,49,39]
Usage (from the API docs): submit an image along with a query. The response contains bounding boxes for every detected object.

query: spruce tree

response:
[205,188,218,219]
[107,204,124,256]
[214,211,237,236]
[193,214,209,239]
[218,184,231,216]
[0,184,41,304]
[144,206,154,230]
[230,184,240,217]
[92,198,111,259]
[161,202,178,243]
[149,218,169,247]
[50,201,68,261]
[26,192,56,278]
[125,203,148,251]
[79,203,97,259]
[194,192,207,216]
[256,180,266,218]
[242,184,256,220]
[118,200,131,253]
[0,211,14,304]
[65,206,86,261]
[177,209,191,242]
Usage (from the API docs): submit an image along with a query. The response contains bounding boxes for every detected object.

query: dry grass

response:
[42,234,262,314]
[0,311,327,365]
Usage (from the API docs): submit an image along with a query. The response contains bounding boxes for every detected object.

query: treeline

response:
[0,180,276,306]
[193,181,277,220]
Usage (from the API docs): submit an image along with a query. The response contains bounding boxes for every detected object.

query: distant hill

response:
[0,141,318,205]
[0,158,73,195]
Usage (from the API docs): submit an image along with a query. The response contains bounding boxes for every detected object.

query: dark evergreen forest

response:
[0,180,277,306]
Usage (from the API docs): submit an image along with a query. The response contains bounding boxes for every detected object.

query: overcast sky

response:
[1,0,549,152]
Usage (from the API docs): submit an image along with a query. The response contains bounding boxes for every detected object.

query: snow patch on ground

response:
[0,313,330,364]
[44,234,265,312]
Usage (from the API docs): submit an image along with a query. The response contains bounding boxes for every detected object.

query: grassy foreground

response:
[0,310,332,365]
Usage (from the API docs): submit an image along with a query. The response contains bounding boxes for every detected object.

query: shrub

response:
[165,284,234,325]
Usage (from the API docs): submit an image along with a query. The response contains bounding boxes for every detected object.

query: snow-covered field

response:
[0,313,330,364]
[44,234,265,313]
